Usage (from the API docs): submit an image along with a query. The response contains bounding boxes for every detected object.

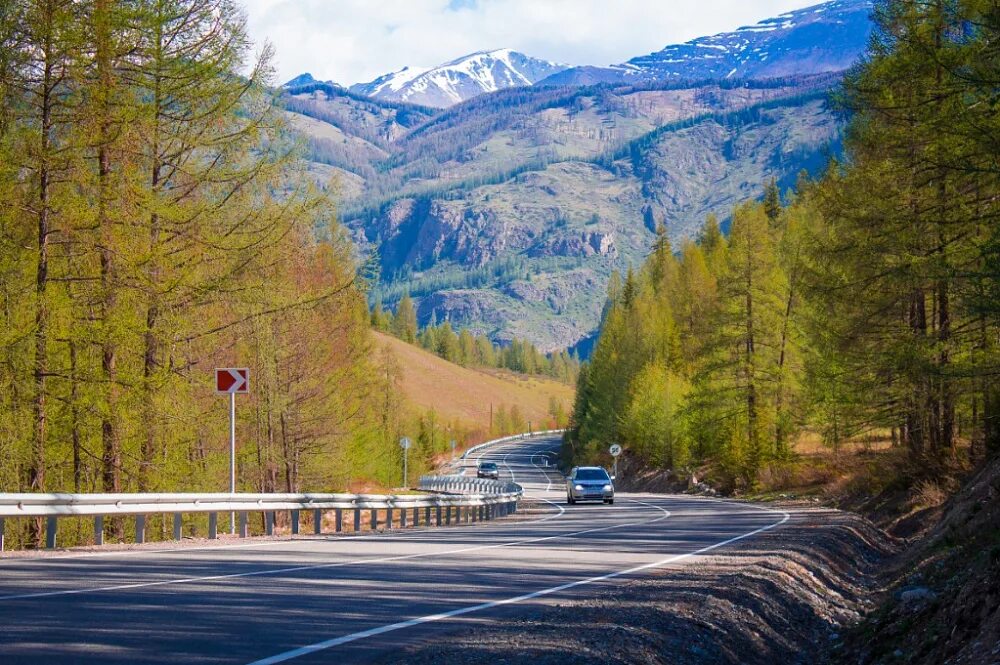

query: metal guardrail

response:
[0,478,522,552]
[418,476,520,495]
[461,429,565,460]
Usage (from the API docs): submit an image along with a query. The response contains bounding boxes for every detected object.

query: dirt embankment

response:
[838,455,1000,665]
[382,508,896,665]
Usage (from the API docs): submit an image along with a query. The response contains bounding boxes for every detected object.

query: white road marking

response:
[529,453,555,492]
[246,501,790,665]
[0,499,666,602]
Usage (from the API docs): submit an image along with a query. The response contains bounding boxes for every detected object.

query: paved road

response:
[0,436,788,664]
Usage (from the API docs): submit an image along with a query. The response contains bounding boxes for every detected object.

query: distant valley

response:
[281,0,872,352]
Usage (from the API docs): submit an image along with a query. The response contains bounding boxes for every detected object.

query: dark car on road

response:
[477,461,500,479]
[566,466,614,504]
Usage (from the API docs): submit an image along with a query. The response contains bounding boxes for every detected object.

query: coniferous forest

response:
[567,0,1000,489]
[0,0,408,547]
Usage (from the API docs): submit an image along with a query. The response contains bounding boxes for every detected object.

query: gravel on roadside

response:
[377,507,896,665]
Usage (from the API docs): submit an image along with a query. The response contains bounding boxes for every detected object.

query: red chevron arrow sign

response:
[215,368,249,394]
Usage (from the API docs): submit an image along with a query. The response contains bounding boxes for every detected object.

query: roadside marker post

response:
[400,437,412,487]
[216,368,249,534]
[449,439,457,461]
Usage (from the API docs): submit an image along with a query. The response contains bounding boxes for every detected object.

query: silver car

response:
[566,466,614,504]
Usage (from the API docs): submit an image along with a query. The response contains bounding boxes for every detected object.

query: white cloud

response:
[239,0,826,86]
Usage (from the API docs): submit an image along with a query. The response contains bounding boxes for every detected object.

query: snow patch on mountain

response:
[349,49,570,108]
[540,0,873,86]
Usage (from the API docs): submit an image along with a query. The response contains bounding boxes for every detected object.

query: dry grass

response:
[374,332,574,433]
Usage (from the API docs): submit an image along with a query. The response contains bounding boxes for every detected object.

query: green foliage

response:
[0,0,402,548]
[569,0,1000,487]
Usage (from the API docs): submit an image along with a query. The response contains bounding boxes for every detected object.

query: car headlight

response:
[574,484,584,491]
[603,484,613,492]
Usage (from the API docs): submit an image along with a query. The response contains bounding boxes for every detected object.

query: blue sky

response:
[240,0,825,86]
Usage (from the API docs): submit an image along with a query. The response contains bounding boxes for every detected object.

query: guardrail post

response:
[335,509,342,533]
[464,506,471,523]
[412,507,419,526]
[426,506,432,525]
[314,509,323,535]
[135,515,146,544]
[173,513,182,541]
[209,512,218,539]
[354,508,361,532]
[370,509,377,531]
[0,517,4,552]
[445,505,451,525]
[265,511,274,536]
[94,516,104,546]
[291,510,299,535]
[238,512,248,538]
[386,508,393,529]
[400,508,407,527]
[45,516,57,549]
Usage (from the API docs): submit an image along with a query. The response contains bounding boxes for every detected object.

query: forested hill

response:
[285,75,843,352]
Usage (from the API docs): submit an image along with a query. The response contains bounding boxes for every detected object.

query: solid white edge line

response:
[246,499,790,665]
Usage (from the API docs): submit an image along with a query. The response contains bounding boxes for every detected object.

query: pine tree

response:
[392,294,418,343]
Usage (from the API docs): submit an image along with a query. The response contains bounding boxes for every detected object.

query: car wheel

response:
[604,498,614,505]
[567,495,575,505]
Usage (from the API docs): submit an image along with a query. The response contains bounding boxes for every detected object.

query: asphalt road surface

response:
[0,435,788,664]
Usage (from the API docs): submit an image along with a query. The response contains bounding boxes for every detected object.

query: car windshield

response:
[480,463,497,470]
[575,468,609,481]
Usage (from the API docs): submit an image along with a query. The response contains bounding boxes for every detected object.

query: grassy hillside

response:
[374,331,573,434]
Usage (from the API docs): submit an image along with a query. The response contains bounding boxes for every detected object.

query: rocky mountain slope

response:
[347,49,569,108]
[544,0,872,86]
[279,2,870,352]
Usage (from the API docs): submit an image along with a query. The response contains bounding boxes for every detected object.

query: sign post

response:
[400,437,412,487]
[216,368,249,534]
[609,443,622,480]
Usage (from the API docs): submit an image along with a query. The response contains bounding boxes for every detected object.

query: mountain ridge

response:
[541,0,872,85]
[347,48,570,108]
[280,2,872,352]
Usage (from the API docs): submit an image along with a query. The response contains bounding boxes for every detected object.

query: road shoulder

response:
[378,506,894,665]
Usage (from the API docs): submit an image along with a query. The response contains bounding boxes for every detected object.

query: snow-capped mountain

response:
[542,0,873,86]
[348,49,570,108]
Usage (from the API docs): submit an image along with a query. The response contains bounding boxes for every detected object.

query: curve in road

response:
[0,435,788,664]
